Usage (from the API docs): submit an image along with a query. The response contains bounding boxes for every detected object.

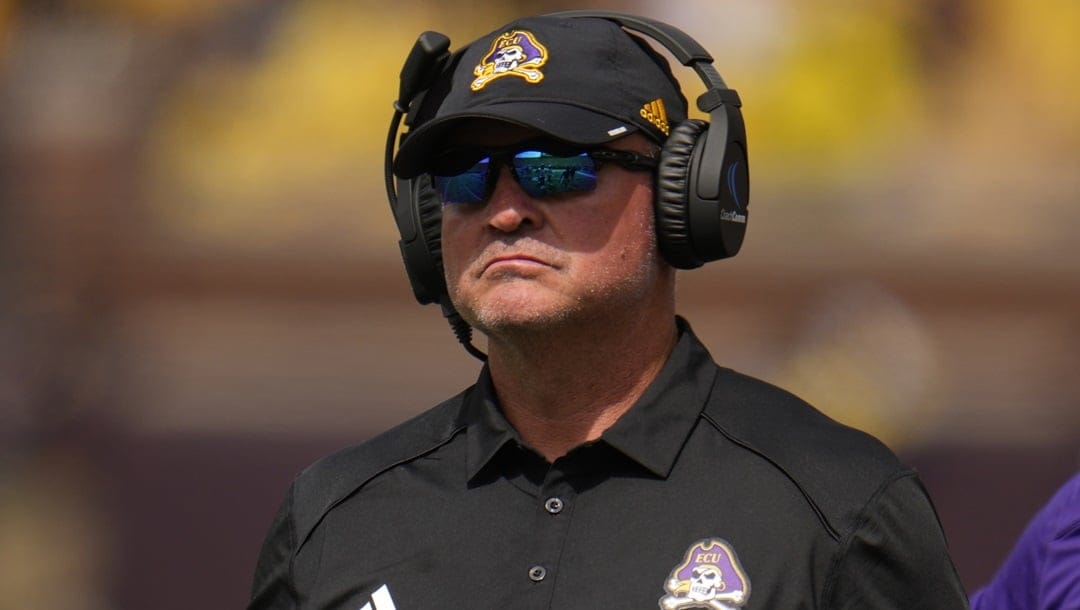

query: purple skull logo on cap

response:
[659,538,750,609]
[471,30,548,91]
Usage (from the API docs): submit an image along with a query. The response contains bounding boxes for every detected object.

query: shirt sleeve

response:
[822,472,970,609]
[1040,473,1080,608]
[969,471,1080,610]
[248,483,299,610]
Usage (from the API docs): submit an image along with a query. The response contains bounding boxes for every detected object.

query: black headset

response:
[384,10,749,361]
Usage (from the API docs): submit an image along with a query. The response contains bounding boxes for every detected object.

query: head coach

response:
[249,10,970,609]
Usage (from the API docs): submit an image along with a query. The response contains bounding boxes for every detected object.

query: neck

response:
[485,301,677,462]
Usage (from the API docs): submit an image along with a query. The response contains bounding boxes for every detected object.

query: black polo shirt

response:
[250,319,969,609]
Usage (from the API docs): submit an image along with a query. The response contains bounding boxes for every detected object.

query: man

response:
[250,12,969,609]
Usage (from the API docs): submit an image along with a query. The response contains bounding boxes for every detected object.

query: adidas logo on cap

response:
[640,98,670,136]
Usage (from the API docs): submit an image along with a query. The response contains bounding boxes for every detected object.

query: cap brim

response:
[392,102,640,178]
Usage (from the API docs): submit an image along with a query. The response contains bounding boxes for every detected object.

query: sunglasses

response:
[428,141,658,205]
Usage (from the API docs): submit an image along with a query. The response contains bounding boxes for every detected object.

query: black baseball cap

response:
[392,15,688,178]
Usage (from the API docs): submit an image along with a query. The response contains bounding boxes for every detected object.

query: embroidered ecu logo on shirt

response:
[471,30,548,91]
[659,538,750,610]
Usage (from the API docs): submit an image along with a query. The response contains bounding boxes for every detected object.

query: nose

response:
[485,165,543,233]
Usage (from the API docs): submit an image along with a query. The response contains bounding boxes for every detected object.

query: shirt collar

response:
[599,317,718,478]
[458,317,718,482]
[459,366,522,482]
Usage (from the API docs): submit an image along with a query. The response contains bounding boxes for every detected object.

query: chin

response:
[455,287,580,336]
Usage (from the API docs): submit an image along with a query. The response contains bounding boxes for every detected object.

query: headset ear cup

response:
[413,175,447,294]
[415,178,443,257]
[395,175,448,305]
[655,119,708,269]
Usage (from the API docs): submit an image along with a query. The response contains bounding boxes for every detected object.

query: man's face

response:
[438,122,671,337]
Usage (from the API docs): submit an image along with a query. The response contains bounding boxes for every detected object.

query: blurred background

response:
[0,0,1077,607]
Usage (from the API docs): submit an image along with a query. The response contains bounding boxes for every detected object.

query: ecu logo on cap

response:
[471,30,548,91]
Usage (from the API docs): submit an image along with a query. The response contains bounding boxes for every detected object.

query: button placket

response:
[521,465,576,592]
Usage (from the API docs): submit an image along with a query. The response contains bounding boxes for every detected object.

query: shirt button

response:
[528,565,547,582]
[544,497,564,514]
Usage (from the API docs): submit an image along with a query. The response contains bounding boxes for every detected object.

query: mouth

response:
[481,254,553,275]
